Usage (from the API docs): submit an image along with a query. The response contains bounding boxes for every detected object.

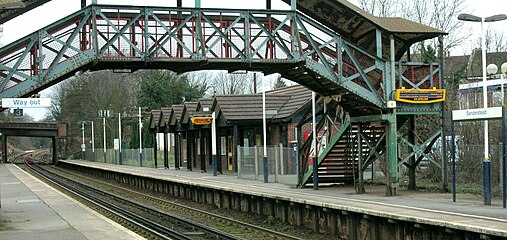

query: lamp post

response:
[118,112,122,165]
[501,63,507,106]
[81,122,85,160]
[91,121,95,161]
[103,117,106,163]
[486,62,507,208]
[262,75,268,183]
[138,106,143,167]
[458,13,507,205]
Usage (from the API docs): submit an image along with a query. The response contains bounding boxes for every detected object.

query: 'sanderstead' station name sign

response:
[452,107,503,121]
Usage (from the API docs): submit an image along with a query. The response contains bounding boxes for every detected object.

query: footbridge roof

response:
[284,0,446,60]
[0,0,51,25]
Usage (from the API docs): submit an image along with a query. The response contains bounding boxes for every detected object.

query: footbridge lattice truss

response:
[0,3,449,189]
[0,4,443,116]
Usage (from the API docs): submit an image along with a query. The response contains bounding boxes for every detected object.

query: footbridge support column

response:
[386,113,398,195]
[386,34,398,195]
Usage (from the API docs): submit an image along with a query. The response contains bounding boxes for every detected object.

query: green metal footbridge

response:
[0,0,447,194]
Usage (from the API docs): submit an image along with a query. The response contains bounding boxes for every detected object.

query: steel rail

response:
[49,166,304,240]
[24,162,200,240]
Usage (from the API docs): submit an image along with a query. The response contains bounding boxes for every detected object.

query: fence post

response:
[275,145,279,183]
[500,144,503,188]
[254,146,259,180]
[237,145,242,178]
[280,143,284,175]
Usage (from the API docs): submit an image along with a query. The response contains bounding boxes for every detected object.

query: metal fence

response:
[451,144,503,195]
[85,148,173,168]
[237,144,298,185]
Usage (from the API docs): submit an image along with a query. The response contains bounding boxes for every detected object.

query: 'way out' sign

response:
[452,107,503,121]
[1,98,51,108]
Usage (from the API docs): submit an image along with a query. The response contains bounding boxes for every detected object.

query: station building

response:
[149,84,329,174]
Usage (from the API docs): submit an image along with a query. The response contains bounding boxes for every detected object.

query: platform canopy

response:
[0,0,51,25]
[283,0,447,60]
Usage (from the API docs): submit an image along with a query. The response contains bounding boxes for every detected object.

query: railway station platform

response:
[58,160,507,238]
[0,164,143,240]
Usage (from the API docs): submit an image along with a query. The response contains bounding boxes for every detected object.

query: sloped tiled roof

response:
[169,104,184,126]
[155,84,313,126]
[444,51,507,80]
[467,52,507,78]
[214,94,290,121]
[181,102,198,125]
[282,0,445,60]
[149,110,161,129]
[159,107,172,128]
[0,0,51,25]
[197,98,213,111]
[268,85,313,119]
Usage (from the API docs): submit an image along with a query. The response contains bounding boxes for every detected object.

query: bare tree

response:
[212,71,254,95]
[358,0,400,17]
[358,0,468,53]
[476,27,507,53]
[51,70,140,155]
[185,70,214,97]
[430,0,467,50]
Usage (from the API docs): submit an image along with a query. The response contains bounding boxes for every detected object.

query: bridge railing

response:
[0,4,442,108]
[397,61,441,90]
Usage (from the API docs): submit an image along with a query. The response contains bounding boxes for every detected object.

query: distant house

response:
[445,50,507,109]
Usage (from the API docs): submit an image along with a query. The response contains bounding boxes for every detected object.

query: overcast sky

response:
[2,0,506,120]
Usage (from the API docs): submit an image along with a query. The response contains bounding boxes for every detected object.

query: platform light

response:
[487,64,498,75]
[458,12,507,206]
[502,63,507,76]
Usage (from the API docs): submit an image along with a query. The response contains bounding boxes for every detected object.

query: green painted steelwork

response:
[376,29,382,59]
[399,131,442,168]
[386,112,398,189]
[298,115,351,187]
[0,5,442,115]
[360,129,386,171]
[0,4,446,192]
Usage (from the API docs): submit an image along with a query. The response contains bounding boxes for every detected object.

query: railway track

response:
[23,162,242,240]
[11,149,51,164]
[24,162,302,240]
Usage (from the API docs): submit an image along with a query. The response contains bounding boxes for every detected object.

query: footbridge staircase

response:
[0,0,447,192]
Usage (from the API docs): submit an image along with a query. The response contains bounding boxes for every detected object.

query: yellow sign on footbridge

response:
[395,88,446,104]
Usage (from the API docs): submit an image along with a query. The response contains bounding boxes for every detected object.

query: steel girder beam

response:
[0,7,96,98]
[399,130,442,169]
[386,113,398,194]
[0,5,390,110]
[360,130,386,171]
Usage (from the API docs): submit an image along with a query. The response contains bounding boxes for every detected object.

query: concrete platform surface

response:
[0,164,143,240]
[62,160,507,237]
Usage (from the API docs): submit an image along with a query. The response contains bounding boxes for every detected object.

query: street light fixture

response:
[486,62,507,108]
[99,109,111,163]
[79,120,95,161]
[458,13,507,205]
